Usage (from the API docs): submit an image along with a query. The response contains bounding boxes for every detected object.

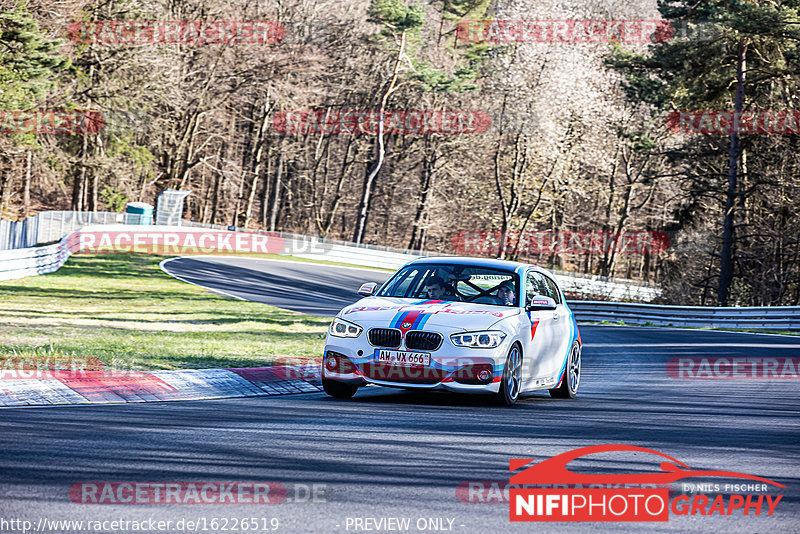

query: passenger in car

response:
[424,276,460,301]
[497,280,516,306]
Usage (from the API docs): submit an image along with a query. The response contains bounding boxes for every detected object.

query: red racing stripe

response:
[530,318,540,341]
[398,310,423,333]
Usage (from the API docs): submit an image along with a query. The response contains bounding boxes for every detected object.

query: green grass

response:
[0,254,332,370]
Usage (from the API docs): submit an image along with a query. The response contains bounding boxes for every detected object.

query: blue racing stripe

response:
[417,312,434,329]
[410,311,427,330]
[390,310,407,328]
[391,300,434,328]
[392,311,410,329]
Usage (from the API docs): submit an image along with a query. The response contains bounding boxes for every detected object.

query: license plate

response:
[374,349,431,366]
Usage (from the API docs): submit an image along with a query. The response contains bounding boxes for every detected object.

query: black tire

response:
[550,341,581,399]
[494,343,522,406]
[322,378,359,399]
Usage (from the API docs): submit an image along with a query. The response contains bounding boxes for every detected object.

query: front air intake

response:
[368,328,402,348]
[405,331,443,351]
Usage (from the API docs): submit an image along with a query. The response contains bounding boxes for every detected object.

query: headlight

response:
[450,331,507,348]
[329,317,363,338]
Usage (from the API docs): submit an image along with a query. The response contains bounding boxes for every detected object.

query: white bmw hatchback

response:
[321,257,581,405]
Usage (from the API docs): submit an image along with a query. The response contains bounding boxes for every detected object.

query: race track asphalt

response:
[1,256,798,533]
[160,256,393,316]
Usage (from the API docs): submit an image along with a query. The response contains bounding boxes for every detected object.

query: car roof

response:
[406,256,551,275]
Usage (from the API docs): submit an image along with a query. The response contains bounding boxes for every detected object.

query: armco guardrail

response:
[569,301,800,331]
[0,241,67,281]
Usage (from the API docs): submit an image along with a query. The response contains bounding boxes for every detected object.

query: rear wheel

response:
[550,341,580,399]
[494,343,522,406]
[322,378,359,399]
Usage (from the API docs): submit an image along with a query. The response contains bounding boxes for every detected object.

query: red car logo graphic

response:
[510,444,785,487]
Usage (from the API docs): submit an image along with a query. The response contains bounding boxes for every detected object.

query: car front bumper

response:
[322,336,512,394]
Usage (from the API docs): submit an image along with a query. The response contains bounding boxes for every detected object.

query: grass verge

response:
[0,254,331,370]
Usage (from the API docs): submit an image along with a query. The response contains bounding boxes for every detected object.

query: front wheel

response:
[494,343,522,406]
[550,341,581,399]
[322,378,359,399]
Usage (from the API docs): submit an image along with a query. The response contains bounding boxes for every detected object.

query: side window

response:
[543,276,562,304]
[526,271,551,305]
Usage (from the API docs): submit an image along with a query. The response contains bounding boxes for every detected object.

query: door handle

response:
[553,312,559,321]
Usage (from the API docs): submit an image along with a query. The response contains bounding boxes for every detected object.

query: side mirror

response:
[525,295,557,311]
[357,282,378,297]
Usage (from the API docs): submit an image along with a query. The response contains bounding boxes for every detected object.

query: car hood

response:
[339,297,519,331]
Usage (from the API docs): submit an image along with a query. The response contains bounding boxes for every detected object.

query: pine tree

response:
[0,9,69,110]
[609,0,800,305]
[0,7,69,216]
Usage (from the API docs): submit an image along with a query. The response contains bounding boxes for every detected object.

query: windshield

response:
[377,264,519,307]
